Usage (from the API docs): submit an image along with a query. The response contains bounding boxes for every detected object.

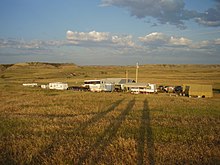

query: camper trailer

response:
[49,82,68,90]
[83,80,102,92]
[23,83,38,87]
[83,78,135,92]
[124,83,157,94]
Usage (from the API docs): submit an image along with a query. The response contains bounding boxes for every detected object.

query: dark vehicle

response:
[174,86,183,95]
[67,86,89,91]
[157,85,165,93]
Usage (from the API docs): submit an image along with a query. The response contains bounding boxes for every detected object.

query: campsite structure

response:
[21,63,214,98]
[83,78,135,92]
[100,78,135,92]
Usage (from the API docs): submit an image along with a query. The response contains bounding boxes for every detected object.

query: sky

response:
[0,0,220,65]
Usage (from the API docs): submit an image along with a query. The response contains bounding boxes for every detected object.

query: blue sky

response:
[0,0,220,65]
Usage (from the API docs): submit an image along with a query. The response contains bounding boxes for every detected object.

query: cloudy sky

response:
[0,0,220,65]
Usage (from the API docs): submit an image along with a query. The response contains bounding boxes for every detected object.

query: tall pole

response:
[136,62,139,83]
[126,70,128,83]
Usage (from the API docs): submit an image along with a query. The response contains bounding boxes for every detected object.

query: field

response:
[0,62,220,164]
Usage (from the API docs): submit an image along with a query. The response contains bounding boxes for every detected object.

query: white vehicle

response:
[125,83,157,94]
[23,83,38,87]
[144,83,157,93]
[49,82,68,90]
[83,78,136,92]
[83,80,102,92]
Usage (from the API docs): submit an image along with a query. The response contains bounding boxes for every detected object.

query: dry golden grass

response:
[0,63,220,164]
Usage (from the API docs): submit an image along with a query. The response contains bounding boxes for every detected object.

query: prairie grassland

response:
[0,63,220,164]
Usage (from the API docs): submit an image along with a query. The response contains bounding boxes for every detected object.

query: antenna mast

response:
[136,62,139,83]
[125,70,128,83]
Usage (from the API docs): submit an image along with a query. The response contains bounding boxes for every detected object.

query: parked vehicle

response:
[125,83,157,94]
[164,86,174,93]
[67,86,89,91]
[157,85,165,93]
[49,82,68,90]
[174,86,183,95]
[83,80,102,92]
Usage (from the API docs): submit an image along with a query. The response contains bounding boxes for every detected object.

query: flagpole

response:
[136,62,139,83]
[125,70,128,83]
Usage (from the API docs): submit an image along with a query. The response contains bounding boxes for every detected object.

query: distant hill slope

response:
[0,64,13,72]
[0,62,220,90]
[0,62,77,71]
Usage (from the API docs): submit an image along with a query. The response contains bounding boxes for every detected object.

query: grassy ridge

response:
[1,63,220,87]
[0,63,220,164]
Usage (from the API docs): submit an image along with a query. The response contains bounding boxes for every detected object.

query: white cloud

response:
[214,38,220,45]
[192,38,220,49]
[66,30,75,40]
[1,32,219,52]
[66,30,137,48]
[139,32,168,43]
[0,38,67,50]
[191,40,211,49]
[1,31,220,64]
[170,36,192,46]
[139,32,192,47]
[66,30,109,42]
[112,35,135,47]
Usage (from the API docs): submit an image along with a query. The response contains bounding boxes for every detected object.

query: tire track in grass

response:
[77,98,135,165]
[137,99,155,165]
[29,98,124,164]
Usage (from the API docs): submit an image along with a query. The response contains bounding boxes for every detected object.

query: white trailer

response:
[49,82,68,90]
[41,84,49,89]
[23,83,38,87]
[83,78,136,92]
[83,80,102,92]
[124,83,157,94]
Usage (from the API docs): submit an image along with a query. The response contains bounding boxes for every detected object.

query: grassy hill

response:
[0,62,220,164]
[1,62,220,88]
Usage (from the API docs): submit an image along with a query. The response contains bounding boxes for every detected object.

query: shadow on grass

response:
[29,98,124,164]
[76,98,125,133]
[137,99,155,165]
[77,98,135,164]
[14,112,98,119]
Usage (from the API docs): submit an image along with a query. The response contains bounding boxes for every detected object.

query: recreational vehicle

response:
[83,80,102,92]
[83,78,135,92]
[124,83,157,94]
[49,82,68,90]
[23,83,38,87]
